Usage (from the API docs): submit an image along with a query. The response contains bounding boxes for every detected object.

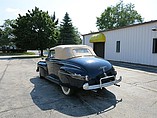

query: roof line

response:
[82,20,157,36]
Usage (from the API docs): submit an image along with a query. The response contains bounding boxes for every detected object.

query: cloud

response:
[6,8,25,16]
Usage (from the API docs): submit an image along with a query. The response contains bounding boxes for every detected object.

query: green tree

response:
[12,7,58,56]
[51,12,60,44]
[51,12,59,26]
[96,0,143,30]
[58,12,81,45]
[0,19,16,48]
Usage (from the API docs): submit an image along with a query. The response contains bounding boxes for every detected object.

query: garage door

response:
[93,42,105,58]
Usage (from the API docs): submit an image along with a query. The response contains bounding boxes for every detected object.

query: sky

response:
[0,0,157,34]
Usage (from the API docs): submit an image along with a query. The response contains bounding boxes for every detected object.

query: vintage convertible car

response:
[36,45,122,95]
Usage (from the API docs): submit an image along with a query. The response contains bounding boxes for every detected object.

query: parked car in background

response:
[36,45,122,95]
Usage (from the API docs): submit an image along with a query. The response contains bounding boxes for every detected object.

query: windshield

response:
[73,48,93,57]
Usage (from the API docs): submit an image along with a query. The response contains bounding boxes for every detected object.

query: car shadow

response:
[30,77,122,117]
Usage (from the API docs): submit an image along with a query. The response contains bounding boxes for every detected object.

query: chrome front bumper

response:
[83,76,122,90]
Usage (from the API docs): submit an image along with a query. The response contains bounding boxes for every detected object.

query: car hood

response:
[68,56,113,79]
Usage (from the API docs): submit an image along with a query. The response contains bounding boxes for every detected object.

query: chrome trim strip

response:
[58,71,88,81]
[62,62,81,69]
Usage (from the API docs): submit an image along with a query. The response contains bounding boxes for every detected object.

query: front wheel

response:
[60,86,74,96]
[39,68,44,79]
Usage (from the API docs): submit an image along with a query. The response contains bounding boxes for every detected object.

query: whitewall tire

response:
[61,86,74,95]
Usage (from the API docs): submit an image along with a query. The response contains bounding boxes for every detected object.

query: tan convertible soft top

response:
[50,45,96,59]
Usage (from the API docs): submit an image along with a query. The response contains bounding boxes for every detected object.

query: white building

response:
[82,20,157,66]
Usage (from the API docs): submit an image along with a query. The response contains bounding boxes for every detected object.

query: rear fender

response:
[59,66,87,77]
[58,66,87,88]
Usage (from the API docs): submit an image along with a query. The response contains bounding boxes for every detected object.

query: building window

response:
[116,41,120,53]
[153,38,157,53]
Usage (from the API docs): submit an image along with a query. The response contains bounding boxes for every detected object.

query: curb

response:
[0,55,42,60]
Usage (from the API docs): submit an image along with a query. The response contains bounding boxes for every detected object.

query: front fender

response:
[36,61,48,77]
[37,61,47,70]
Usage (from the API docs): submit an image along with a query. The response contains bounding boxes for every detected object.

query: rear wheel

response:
[61,86,74,96]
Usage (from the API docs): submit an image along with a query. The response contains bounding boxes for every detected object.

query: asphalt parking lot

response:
[0,58,157,118]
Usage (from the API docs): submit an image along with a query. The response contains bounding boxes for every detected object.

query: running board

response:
[46,76,60,84]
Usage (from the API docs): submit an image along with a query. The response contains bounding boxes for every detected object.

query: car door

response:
[46,50,56,75]
[46,50,62,78]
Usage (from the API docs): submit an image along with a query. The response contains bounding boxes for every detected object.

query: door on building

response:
[93,42,105,58]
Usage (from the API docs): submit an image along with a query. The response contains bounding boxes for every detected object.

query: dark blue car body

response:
[37,45,121,95]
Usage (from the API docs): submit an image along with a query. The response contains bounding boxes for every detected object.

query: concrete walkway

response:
[110,60,157,74]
